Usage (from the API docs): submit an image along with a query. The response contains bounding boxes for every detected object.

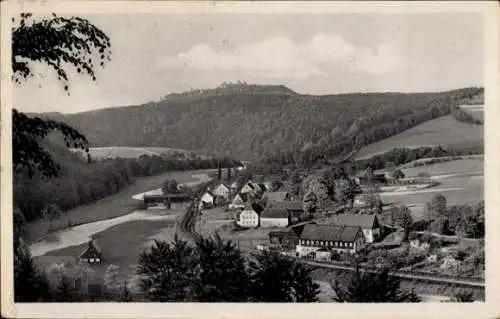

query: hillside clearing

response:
[355,115,483,160]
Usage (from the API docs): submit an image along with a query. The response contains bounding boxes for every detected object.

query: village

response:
[138,162,484,285]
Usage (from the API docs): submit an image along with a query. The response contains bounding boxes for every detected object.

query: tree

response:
[249,251,319,302]
[291,263,320,302]
[161,179,179,194]
[374,197,384,215]
[302,190,317,218]
[55,274,76,302]
[334,264,421,303]
[391,169,405,181]
[13,207,27,251]
[12,13,111,178]
[42,203,62,231]
[103,264,121,297]
[393,205,414,240]
[119,281,133,302]
[453,291,475,302]
[194,233,249,302]
[429,194,447,217]
[137,236,198,301]
[14,244,52,302]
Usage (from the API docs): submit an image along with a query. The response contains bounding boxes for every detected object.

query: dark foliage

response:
[12,13,111,177]
[12,13,111,89]
[334,264,421,303]
[136,235,319,302]
[194,233,250,301]
[137,236,198,301]
[14,244,52,302]
[248,251,319,302]
[38,87,483,165]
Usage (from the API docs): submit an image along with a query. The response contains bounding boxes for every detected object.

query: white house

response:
[212,183,231,201]
[199,192,215,209]
[260,208,290,228]
[296,224,365,258]
[236,203,263,228]
[319,214,381,243]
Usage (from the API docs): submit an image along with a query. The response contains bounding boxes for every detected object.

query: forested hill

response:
[45,86,483,164]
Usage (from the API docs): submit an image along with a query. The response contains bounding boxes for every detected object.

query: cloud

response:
[157,33,402,79]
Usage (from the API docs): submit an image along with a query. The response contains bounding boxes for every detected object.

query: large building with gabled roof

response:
[296,224,365,257]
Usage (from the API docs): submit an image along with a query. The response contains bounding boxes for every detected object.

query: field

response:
[355,115,483,160]
[379,158,483,220]
[71,146,206,159]
[36,217,180,290]
[460,104,484,122]
[26,168,214,242]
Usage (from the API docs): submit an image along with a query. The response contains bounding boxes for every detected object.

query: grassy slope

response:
[355,115,484,160]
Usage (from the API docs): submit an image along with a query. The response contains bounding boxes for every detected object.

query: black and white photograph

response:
[1,1,499,318]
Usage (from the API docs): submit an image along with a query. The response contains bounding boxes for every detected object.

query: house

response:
[319,213,381,243]
[229,192,250,209]
[199,191,215,209]
[409,233,431,250]
[263,191,290,202]
[260,208,290,228]
[240,181,262,194]
[268,201,304,214]
[296,224,365,257]
[268,224,305,249]
[79,240,102,265]
[212,183,231,201]
[236,203,264,228]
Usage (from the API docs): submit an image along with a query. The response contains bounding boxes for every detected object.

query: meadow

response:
[355,115,484,160]
[380,158,483,220]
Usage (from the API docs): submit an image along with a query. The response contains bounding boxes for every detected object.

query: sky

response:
[13,12,484,114]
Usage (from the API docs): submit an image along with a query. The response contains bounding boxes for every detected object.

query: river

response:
[29,171,211,257]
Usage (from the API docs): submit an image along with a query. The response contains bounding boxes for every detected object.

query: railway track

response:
[294,259,485,289]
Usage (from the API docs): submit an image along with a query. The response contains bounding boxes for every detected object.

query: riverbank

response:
[26,169,214,243]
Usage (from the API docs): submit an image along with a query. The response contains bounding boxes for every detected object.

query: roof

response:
[263,191,289,202]
[319,214,379,229]
[261,208,289,219]
[300,224,362,242]
[268,201,303,212]
[80,240,102,259]
[213,183,230,191]
[233,192,249,203]
[243,202,264,214]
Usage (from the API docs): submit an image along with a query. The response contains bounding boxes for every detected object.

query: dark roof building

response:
[261,208,289,219]
[268,200,303,212]
[300,224,363,243]
[320,214,380,230]
[80,240,102,264]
